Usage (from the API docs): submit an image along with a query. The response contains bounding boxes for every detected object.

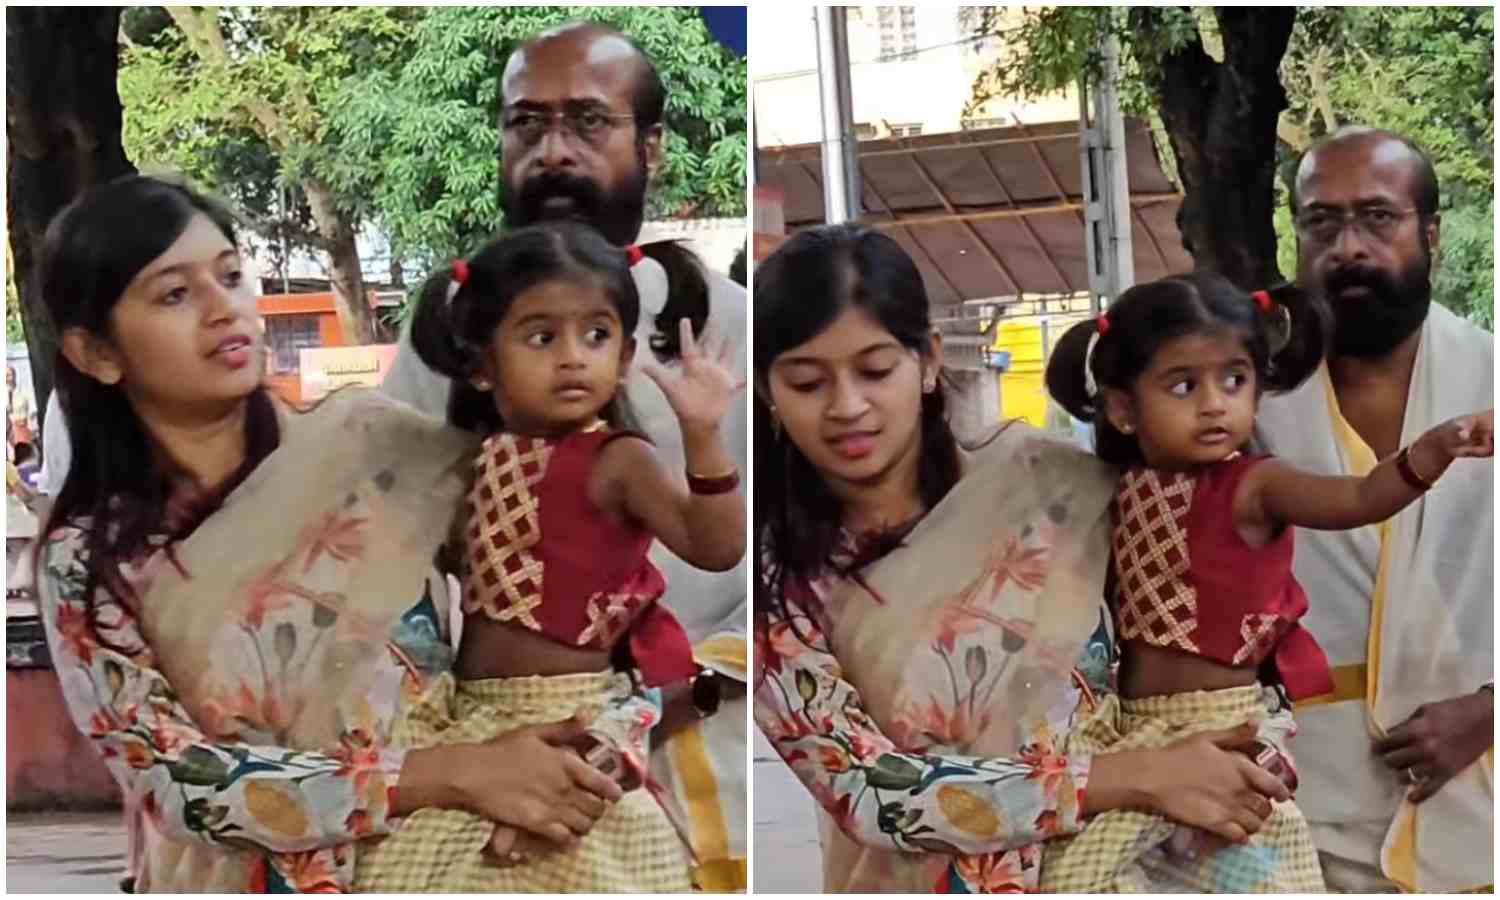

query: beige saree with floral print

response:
[129,387,477,889]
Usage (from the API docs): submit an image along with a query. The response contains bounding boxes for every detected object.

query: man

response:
[1255,127,1493,892]
[379,22,749,890]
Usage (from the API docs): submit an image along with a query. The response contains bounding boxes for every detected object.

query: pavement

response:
[751,728,824,894]
[6,811,127,894]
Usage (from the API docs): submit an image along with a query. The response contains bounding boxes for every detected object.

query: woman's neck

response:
[834,471,926,537]
[137,396,252,495]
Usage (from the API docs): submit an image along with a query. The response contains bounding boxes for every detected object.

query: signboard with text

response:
[299,344,399,402]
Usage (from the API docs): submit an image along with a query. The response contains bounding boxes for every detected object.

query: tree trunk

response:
[1135,7,1297,290]
[302,177,376,345]
[6,7,135,424]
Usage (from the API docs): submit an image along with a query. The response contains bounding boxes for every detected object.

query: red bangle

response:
[687,468,739,495]
[1395,445,1433,492]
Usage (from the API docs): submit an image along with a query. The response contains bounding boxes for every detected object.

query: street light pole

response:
[1078,22,1134,313]
[814,6,860,224]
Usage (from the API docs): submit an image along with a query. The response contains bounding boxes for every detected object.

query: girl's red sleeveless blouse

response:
[461,427,696,686]
[1111,454,1334,700]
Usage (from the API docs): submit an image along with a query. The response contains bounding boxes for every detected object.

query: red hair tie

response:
[1096,314,1110,335]
[1252,290,1273,313]
[625,244,644,267]
[452,259,470,284]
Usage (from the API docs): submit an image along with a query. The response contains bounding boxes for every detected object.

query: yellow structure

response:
[986,298,1094,428]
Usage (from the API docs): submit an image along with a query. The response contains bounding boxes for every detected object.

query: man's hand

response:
[1374,690,1494,803]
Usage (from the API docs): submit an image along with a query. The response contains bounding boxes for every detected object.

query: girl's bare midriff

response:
[456,618,612,681]
[1118,640,1259,700]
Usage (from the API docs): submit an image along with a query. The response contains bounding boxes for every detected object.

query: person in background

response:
[8,364,37,453]
[1256,127,1494,893]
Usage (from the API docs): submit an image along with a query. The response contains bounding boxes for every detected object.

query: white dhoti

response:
[1255,303,1494,892]
[649,616,749,892]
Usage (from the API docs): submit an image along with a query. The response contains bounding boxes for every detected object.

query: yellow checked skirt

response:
[1039,685,1326,893]
[353,671,692,893]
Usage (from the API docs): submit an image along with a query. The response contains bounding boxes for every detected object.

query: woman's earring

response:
[922,375,937,394]
[472,377,493,392]
[1121,423,1135,434]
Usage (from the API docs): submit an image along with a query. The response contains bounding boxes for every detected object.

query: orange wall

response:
[258,295,350,405]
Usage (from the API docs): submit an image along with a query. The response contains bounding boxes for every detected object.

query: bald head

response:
[502,22,665,128]
[1293,128,1439,219]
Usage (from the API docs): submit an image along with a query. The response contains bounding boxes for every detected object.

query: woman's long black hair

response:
[408,221,708,434]
[754,224,964,633]
[37,175,281,646]
[1044,272,1330,466]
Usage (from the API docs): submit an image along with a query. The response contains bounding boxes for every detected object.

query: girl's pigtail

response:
[636,240,709,360]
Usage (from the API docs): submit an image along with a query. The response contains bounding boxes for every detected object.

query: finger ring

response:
[1404,767,1419,785]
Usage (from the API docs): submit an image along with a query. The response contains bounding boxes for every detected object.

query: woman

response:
[34,175,633,892]
[752,225,1293,892]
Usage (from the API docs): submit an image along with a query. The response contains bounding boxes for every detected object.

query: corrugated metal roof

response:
[756,118,1191,307]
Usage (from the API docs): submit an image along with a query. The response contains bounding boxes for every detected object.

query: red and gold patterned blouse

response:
[461,426,696,686]
[1112,454,1333,699]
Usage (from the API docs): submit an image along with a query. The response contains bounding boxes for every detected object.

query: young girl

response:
[1039,272,1492,891]
[353,222,746,892]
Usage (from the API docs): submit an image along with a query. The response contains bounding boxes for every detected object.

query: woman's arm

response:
[756,595,1289,854]
[754,602,1092,855]
[1243,409,1493,533]
[37,531,409,854]
[39,529,622,854]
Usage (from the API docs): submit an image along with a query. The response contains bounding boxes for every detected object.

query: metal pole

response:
[814,6,860,223]
[1078,22,1134,312]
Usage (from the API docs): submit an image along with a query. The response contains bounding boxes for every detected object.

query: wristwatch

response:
[691,668,724,719]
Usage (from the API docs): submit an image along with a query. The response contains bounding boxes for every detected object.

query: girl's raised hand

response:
[1437,408,1495,459]
[639,318,744,433]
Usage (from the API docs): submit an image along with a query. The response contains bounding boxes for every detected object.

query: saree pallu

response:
[353,670,692,893]
[1039,685,1325,893]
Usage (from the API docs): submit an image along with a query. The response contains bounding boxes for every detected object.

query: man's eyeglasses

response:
[502,106,636,147]
[1293,205,1419,245]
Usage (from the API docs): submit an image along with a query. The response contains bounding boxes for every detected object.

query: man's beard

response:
[500,151,649,247]
[1321,245,1433,360]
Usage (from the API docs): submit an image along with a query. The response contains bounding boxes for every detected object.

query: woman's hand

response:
[396,714,623,851]
[1086,722,1291,844]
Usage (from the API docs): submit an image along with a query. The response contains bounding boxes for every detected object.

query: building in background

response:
[753,6,1076,148]
[752,6,1185,435]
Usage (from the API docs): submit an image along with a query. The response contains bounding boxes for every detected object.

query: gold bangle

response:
[687,467,740,495]
[686,465,739,480]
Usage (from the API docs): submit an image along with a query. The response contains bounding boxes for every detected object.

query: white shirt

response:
[380,254,749,643]
[39,390,70,497]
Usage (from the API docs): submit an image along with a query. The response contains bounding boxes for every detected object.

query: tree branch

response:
[1308,45,1339,134]
[164,6,283,146]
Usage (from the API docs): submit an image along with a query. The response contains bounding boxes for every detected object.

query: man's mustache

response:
[1325,265,1395,297]
[515,173,604,214]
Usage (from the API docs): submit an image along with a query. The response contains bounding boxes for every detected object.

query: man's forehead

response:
[502,32,640,107]
[1298,137,1418,203]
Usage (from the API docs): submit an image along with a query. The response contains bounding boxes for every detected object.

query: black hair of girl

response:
[753,224,963,633]
[36,175,280,647]
[409,221,708,434]
[1045,271,1330,466]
